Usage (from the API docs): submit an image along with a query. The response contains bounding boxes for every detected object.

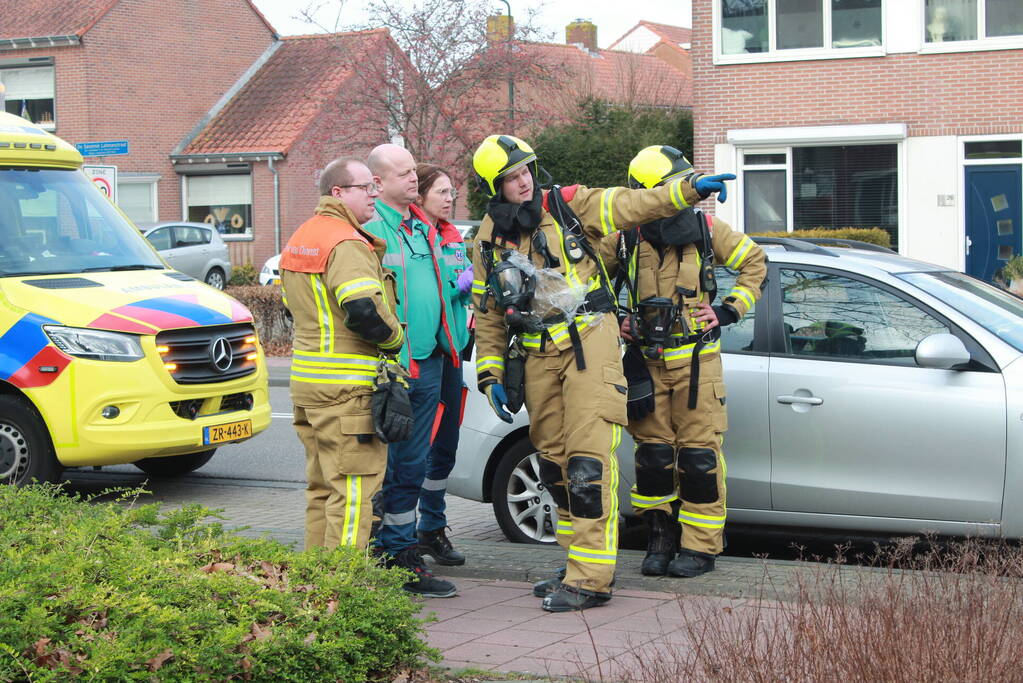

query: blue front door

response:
[965,165,1022,283]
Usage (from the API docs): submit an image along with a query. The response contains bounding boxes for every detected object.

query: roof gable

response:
[608,20,692,53]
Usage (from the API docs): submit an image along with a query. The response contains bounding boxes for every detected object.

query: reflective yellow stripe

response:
[477,356,504,372]
[471,280,486,295]
[726,237,754,269]
[556,519,574,535]
[631,490,678,508]
[341,475,361,546]
[334,277,381,302]
[521,313,600,348]
[600,187,619,235]
[678,509,726,529]
[293,350,378,369]
[605,423,621,552]
[380,327,404,351]
[658,339,721,362]
[290,373,376,385]
[568,545,617,565]
[669,179,688,210]
[728,285,756,311]
[310,274,333,354]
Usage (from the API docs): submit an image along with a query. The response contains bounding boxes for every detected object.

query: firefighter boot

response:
[641,509,677,576]
[532,567,566,598]
[668,548,716,578]
[542,585,612,613]
[388,546,458,598]
[417,528,466,566]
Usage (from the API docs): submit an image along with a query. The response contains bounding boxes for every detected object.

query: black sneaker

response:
[417,527,466,566]
[532,567,567,598]
[388,546,458,598]
[542,586,612,612]
[667,549,716,578]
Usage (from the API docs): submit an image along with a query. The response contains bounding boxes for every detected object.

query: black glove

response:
[372,366,414,443]
[622,345,655,421]
[712,304,739,327]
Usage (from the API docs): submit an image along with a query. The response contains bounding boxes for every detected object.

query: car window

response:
[175,226,209,247]
[147,227,172,251]
[716,267,757,353]
[780,268,948,364]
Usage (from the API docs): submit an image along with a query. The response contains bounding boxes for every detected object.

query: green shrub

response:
[754,227,892,249]
[226,285,292,355]
[228,262,258,287]
[0,485,434,681]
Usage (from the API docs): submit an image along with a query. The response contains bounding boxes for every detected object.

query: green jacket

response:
[362,200,460,374]
[434,216,471,355]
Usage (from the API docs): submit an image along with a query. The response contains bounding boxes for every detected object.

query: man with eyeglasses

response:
[280,157,404,552]
[362,143,461,599]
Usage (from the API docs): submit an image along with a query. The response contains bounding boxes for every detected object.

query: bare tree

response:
[299,0,562,184]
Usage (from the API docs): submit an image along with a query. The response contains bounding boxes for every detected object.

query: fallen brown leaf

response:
[145,648,174,671]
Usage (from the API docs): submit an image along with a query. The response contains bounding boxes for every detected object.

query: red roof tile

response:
[518,42,691,110]
[0,0,116,40]
[182,30,389,156]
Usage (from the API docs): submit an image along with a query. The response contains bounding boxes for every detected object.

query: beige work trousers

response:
[294,392,385,550]
[525,315,627,594]
[627,354,728,555]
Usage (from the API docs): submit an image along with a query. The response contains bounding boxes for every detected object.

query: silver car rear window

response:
[900,271,1023,353]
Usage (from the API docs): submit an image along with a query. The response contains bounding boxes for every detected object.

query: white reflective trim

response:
[382,510,417,526]
[422,478,447,491]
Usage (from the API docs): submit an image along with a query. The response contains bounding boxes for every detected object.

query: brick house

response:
[0,0,277,235]
[607,20,693,74]
[691,0,1023,283]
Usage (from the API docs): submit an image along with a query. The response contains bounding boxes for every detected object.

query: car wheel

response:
[0,395,62,486]
[490,438,558,545]
[204,268,226,290]
[134,449,216,477]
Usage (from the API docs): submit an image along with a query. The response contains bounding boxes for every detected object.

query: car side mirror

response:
[915,333,970,369]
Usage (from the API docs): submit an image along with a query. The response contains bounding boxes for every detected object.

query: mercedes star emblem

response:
[209,337,233,372]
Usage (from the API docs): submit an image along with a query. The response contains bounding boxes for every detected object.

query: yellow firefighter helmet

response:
[473,134,538,197]
[628,145,694,189]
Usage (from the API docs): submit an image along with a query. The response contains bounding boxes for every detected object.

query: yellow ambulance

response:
[0,113,270,484]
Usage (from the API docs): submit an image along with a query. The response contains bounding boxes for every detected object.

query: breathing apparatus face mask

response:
[636,296,679,359]
[489,250,538,332]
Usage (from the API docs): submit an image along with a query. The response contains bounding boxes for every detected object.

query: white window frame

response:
[181,172,253,242]
[0,61,56,130]
[920,0,1023,54]
[957,133,1023,271]
[117,175,160,226]
[729,125,907,252]
[713,0,887,65]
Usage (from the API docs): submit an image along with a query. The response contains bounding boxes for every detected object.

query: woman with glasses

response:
[412,163,474,567]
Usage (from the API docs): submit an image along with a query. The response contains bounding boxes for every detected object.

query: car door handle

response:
[777,395,823,406]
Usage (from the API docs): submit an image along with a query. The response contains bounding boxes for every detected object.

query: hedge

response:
[227,285,292,356]
[0,484,435,681]
[753,227,892,249]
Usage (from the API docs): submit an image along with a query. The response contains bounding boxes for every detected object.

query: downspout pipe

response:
[268,157,281,254]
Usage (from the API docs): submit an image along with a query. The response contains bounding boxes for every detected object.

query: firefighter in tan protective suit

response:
[470,135,735,611]
[603,146,767,578]
[282,157,405,551]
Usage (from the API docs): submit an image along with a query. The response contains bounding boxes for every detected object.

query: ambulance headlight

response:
[44,326,144,362]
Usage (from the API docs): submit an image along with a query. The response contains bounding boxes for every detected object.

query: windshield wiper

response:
[0,270,74,278]
[81,264,165,272]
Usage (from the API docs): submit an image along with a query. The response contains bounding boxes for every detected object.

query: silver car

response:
[449,239,1023,544]
[144,222,232,289]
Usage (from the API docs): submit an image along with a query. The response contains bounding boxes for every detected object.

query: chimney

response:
[566,19,597,51]
[487,14,514,43]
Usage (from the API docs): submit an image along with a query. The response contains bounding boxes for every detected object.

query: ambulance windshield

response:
[0,168,163,277]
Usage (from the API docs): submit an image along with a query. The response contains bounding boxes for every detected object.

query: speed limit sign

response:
[83,165,118,203]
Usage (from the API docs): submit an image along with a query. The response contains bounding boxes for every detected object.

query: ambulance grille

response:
[156,323,257,385]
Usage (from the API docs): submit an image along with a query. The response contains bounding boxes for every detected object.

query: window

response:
[716,268,758,353]
[925,0,1023,43]
[742,153,788,233]
[780,269,948,363]
[719,0,882,58]
[185,174,252,237]
[117,179,158,226]
[0,64,55,128]
[146,227,173,251]
[740,144,899,246]
[174,226,211,248]
[964,140,1022,160]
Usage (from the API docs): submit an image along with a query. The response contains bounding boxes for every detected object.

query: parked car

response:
[144,222,232,289]
[450,239,1023,544]
[259,253,281,286]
